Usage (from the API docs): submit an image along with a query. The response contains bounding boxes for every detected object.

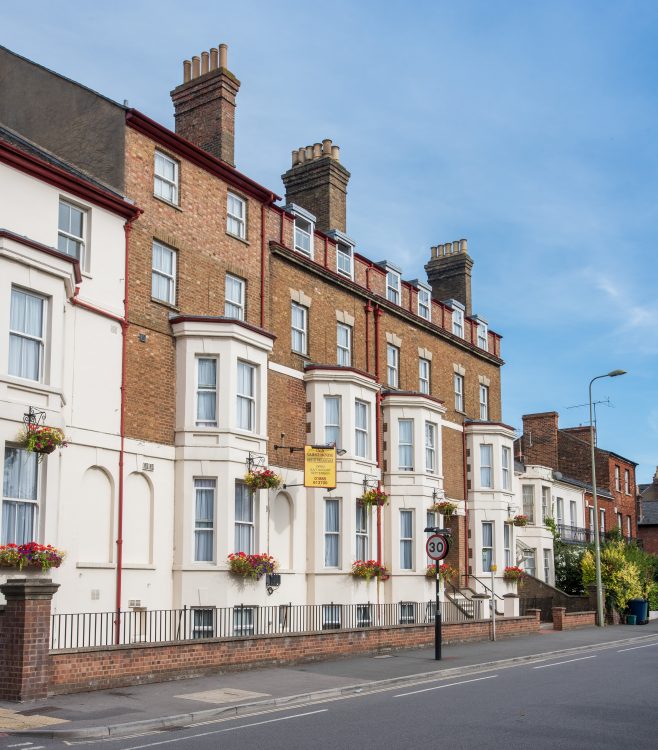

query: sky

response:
[3,0,657,483]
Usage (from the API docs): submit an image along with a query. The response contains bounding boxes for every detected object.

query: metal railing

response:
[557,524,635,545]
[519,596,554,622]
[50,599,482,650]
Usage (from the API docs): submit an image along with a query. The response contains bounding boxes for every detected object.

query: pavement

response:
[3,620,658,740]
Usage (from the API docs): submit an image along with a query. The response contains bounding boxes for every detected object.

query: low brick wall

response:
[552,607,596,631]
[48,613,540,695]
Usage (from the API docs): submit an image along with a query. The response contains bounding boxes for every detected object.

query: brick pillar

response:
[526,608,542,629]
[0,577,59,701]
[552,606,566,631]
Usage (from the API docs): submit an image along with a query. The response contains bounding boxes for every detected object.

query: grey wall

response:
[0,46,126,192]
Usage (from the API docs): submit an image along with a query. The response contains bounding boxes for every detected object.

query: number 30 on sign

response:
[426,534,449,561]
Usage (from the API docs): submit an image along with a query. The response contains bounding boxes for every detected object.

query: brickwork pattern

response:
[48,615,539,695]
[552,607,596,631]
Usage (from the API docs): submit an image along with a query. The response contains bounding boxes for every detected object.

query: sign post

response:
[426,532,450,661]
[490,563,497,641]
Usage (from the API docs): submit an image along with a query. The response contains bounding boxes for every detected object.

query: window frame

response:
[236,360,256,432]
[324,497,340,568]
[479,384,489,420]
[354,399,370,459]
[233,606,256,636]
[482,521,493,572]
[9,287,46,382]
[386,344,399,388]
[480,444,493,489]
[336,241,353,279]
[193,478,215,562]
[419,357,430,395]
[400,509,414,570]
[614,465,621,492]
[417,287,431,321]
[477,321,488,350]
[522,485,536,523]
[224,274,245,320]
[452,307,464,337]
[504,523,512,567]
[191,608,216,639]
[2,446,39,545]
[543,549,551,583]
[324,395,341,448]
[398,418,414,472]
[291,301,308,355]
[196,357,218,427]
[322,604,341,630]
[501,446,511,490]
[454,373,464,412]
[226,192,247,240]
[355,503,369,561]
[386,269,401,304]
[57,198,87,263]
[425,421,437,474]
[234,482,255,554]
[336,322,352,367]
[151,240,177,306]
[154,150,179,205]
[294,216,313,257]
[624,469,630,495]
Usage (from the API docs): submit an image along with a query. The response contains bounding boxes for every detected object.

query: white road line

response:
[7,744,36,748]
[393,675,497,698]
[533,655,597,669]
[116,709,329,750]
[618,641,658,652]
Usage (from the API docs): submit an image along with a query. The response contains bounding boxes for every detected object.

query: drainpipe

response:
[261,203,266,328]
[364,301,372,372]
[373,304,383,565]
[462,424,469,589]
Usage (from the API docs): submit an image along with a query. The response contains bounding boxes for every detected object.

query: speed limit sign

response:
[426,533,449,561]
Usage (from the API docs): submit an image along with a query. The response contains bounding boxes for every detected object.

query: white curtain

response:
[324,499,339,567]
[236,363,254,431]
[482,522,493,571]
[194,479,215,561]
[9,289,43,380]
[197,359,217,423]
[355,504,368,560]
[234,483,254,553]
[2,448,38,544]
[324,396,340,446]
[399,420,413,469]
[400,510,413,569]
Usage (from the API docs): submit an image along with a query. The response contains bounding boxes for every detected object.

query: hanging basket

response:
[18,425,67,457]
[513,515,529,527]
[429,501,457,518]
[243,468,282,491]
[358,489,388,508]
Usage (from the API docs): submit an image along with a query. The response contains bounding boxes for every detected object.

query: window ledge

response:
[0,374,64,399]
[153,195,183,212]
[225,231,250,246]
[291,351,311,360]
[151,297,180,312]
[76,562,116,569]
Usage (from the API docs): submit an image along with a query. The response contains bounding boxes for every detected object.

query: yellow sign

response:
[490,564,498,572]
[304,446,337,489]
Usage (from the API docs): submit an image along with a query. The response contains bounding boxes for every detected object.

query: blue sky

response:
[3,1,657,482]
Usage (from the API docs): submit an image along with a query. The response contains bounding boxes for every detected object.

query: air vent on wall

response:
[128,599,142,608]
[142,463,154,472]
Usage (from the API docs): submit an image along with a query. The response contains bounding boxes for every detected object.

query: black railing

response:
[557,524,635,545]
[50,599,482,650]
[519,596,554,622]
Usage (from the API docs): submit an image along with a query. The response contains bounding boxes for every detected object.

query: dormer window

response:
[476,320,488,351]
[451,304,464,337]
[387,270,400,304]
[327,230,355,280]
[286,204,316,259]
[417,287,431,321]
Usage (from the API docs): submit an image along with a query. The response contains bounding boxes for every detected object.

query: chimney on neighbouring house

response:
[170,43,240,166]
[560,425,595,445]
[281,140,350,233]
[520,412,560,469]
[424,240,474,316]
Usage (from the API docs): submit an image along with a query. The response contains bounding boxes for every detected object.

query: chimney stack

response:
[520,412,560,469]
[170,44,241,166]
[424,239,474,316]
[281,139,350,233]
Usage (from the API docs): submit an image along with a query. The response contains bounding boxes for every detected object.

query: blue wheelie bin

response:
[628,598,649,625]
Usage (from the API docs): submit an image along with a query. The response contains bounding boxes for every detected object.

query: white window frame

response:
[224,274,245,320]
[154,150,179,205]
[522,549,536,578]
[452,307,464,337]
[477,321,488,350]
[417,287,431,321]
[600,508,605,533]
[196,357,218,427]
[9,287,45,382]
[193,478,215,562]
[480,444,493,489]
[624,469,630,495]
[336,242,353,278]
[419,358,430,395]
[542,487,551,522]
[398,419,414,472]
[454,373,464,412]
[291,302,308,355]
[482,521,493,572]
[324,395,341,448]
[543,549,551,583]
[504,523,512,567]
[355,400,369,459]
[501,446,511,490]
[387,344,399,388]
[569,500,577,526]
[2,447,39,545]
[400,509,414,570]
[324,497,340,568]
[227,192,246,239]
[386,269,401,304]
[233,606,255,636]
[192,608,216,639]
[523,485,535,523]
[356,503,369,561]
[236,361,256,432]
[235,482,255,554]
[425,421,437,474]
[322,604,341,630]
[614,466,621,492]
[337,322,352,367]
[626,515,632,538]
[556,497,564,525]
[151,240,177,305]
[479,385,489,420]
[294,216,313,257]
[57,199,86,263]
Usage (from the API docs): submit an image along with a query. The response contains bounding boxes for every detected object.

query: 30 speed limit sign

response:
[426,533,449,561]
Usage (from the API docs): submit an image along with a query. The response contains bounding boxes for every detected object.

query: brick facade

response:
[551,607,596,631]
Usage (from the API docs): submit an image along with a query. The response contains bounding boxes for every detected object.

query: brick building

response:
[517,412,638,542]
[0,43,522,626]
[638,468,658,554]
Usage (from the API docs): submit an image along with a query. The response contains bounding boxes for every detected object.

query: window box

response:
[351,559,389,582]
[503,566,525,582]
[227,552,278,581]
[0,542,65,572]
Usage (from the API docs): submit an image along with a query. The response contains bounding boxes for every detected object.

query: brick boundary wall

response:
[48,613,540,695]
[552,607,596,631]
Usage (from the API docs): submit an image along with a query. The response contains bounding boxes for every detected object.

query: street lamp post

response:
[589,369,626,627]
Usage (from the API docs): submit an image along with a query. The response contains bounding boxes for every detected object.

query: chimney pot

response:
[322,138,332,155]
[298,147,306,164]
[201,51,209,75]
[453,240,459,254]
[460,238,468,253]
[331,145,340,161]
[192,56,201,78]
[210,47,218,70]
[183,60,192,83]
[313,143,322,159]
[219,43,228,68]
[292,149,299,166]
[305,146,313,161]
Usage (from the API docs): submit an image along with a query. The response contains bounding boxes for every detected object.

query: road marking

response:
[533,655,597,669]
[7,744,36,747]
[617,641,658,652]
[393,675,497,697]
[115,709,329,749]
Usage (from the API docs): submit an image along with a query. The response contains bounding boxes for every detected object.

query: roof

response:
[639,500,658,525]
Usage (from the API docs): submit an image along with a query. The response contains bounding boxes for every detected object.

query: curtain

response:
[236,363,254,430]
[9,289,43,380]
[399,420,413,469]
[194,479,215,562]
[324,499,339,567]
[197,359,217,422]
[480,444,493,488]
[400,510,413,569]
[355,504,368,560]
[482,522,493,571]
[234,484,254,553]
[324,396,340,446]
